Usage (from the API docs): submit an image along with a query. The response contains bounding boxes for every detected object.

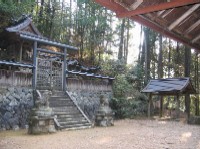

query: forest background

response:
[0,0,199,118]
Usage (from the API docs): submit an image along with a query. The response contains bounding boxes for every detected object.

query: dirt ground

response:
[0,119,200,149]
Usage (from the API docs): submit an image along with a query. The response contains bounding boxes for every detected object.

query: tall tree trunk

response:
[168,39,171,78]
[174,42,180,77]
[195,52,199,116]
[124,18,130,64]
[184,46,191,121]
[138,25,143,62]
[158,34,163,117]
[118,18,125,60]
[144,28,150,85]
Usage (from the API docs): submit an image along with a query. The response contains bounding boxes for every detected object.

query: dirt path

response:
[0,119,200,149]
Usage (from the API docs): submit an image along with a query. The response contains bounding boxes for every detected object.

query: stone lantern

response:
[95,95,114,127]
[28,90,56,134]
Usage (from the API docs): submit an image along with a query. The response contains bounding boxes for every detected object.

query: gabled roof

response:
[141,78,196,95]
[6,17,42,36]
[95,0,200,52]
[1,16,78,50]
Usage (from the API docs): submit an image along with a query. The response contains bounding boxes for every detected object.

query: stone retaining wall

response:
[0,87,113,130]
[0,87,33,130]
[68,90,112,122]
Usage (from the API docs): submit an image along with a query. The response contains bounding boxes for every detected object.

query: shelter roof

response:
[141,77,196,95]
[95,0,200,52]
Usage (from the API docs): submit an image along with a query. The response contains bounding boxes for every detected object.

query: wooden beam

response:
[94,0,124,13]
[95,0,200,51]
[161,8,174,18]
[192,34,200,43]
[184,19,200,35]
[157,10,165,17]
[114,0,143,11]
[131,15,200,51]
[168,4,200,30]
[129,0,143,10]
[117,0,200,18]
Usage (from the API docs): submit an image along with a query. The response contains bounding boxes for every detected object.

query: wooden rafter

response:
[168,4,200,30]
[192,34,200,43]
[117,0,200,17]
[184,19,200,35]
[129,0,143,10]
[157,10,165,17]
[95,0,125,13]
[114,0,143,11]
[161,8,174,18]
[131,15,200,50]
[94,0,200,51]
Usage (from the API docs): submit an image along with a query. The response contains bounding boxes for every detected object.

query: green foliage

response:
[0,1,34,32]
[110,92,148,119]
[109,66,148,118]
[100,59,127,77]
[113,74,133,98]
[127,63,145,90]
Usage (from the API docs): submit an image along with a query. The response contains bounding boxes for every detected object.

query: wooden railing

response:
[0,69,32,87]
[66,78,112,91]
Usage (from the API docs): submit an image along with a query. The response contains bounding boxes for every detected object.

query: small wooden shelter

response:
[141,78,196,119]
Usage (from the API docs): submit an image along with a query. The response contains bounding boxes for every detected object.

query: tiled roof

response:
[67,70,114,80]
[141,78,196,95]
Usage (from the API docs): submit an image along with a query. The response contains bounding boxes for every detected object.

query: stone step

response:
[53,111,81,115]
[48,93,92,130]
[63,125,92,131]
[52,107,79,112]
[58,119,88,125]
[61,123,91,129]
[49,96,70,100]
[51,91,66,96]
[49,101,74,107]
[57,114,83,118]
[57,116,87,122]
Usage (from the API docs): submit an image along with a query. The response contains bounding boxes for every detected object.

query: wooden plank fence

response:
[0,69,32,87]
[67,78,112,91]
[0,69,113,91]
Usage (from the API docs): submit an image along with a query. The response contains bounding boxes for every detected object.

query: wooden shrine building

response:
[0,16,114,91]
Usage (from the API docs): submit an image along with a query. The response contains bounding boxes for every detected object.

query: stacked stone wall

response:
[0,87,33,130]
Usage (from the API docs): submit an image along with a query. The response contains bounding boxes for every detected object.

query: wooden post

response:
[32,41,37,89]
[148,93,152,118]
[185,93,191,122]
[19,42,23,62]
[63,48,67,91]
[159,95,163,118]
[176,94,180,118]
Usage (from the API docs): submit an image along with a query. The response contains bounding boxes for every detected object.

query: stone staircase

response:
[49,91,92,130]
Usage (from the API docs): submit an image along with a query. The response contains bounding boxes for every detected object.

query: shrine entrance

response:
[36,57,63,91]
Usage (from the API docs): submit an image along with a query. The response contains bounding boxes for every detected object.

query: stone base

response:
[95,114,114,127]
[28,117,56,134]
[28,108,56,134]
